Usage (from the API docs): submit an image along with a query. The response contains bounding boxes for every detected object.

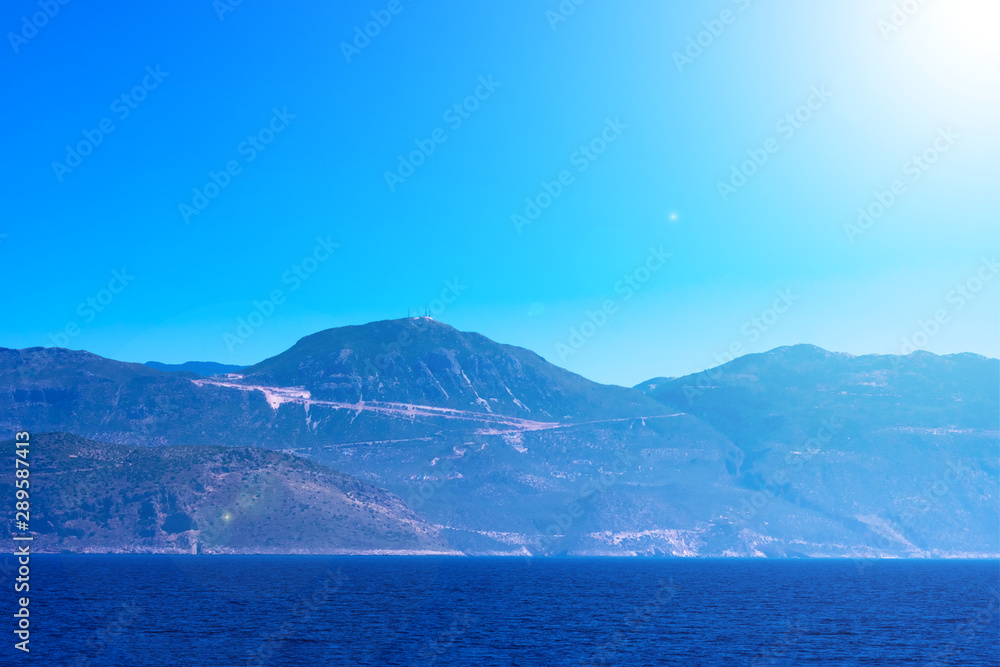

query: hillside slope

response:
[636,345,1000,557]
[0,433,452,554]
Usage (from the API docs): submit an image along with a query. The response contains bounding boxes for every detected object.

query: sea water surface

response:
[29,556,1000,665]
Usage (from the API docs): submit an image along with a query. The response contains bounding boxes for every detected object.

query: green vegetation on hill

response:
[1,433,451,554]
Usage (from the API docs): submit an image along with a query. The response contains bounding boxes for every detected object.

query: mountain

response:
[636,345,999,557]
[145,361,245,376]
[0,346,287,447]
[0,319,667,450]
[0,433,452,554]
[638,344,997,431]
[1,323,714,554]
[1,327,996,558]
[632,376,674,395]
[237,318,663,421]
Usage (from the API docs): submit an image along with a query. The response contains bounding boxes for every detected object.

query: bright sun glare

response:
[901,0,1000,99]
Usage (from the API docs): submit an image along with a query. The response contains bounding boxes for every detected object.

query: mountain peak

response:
[767,343,832,354]
[238,318,663,421]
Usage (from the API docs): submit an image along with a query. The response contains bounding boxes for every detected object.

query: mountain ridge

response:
[2,322,996,557]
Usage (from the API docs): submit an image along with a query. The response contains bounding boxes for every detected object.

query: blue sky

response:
[2,0,998,386]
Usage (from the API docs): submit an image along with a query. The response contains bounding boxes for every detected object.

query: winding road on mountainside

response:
[192,376,684,435]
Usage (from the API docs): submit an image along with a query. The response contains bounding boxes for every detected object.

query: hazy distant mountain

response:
[632,376,674,394]
[0,433,451,555]
[636,345,999,557]
[1,328,996,557]
[145,361,245,376]
[638,344,997,433]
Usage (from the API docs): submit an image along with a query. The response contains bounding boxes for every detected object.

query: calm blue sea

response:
[19,556,1000,666]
